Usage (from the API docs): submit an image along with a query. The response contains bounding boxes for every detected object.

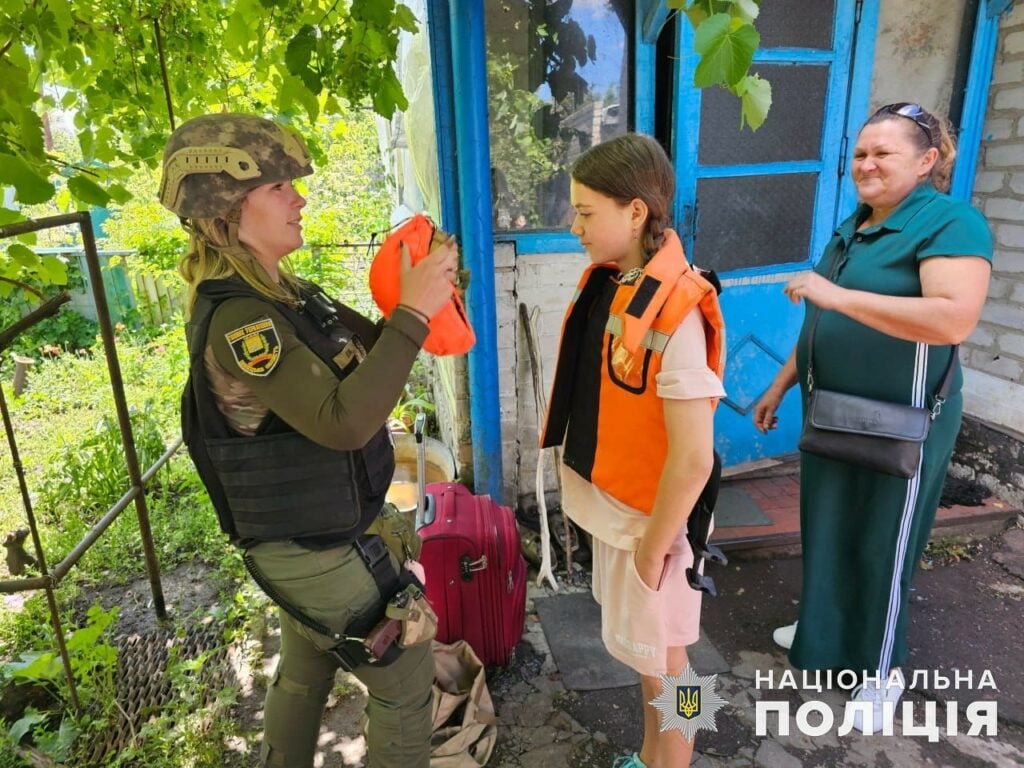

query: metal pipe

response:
[0,213,89,238]
[78,214,167,618]
[447,0,504,502]
[0,375,81,712]
[49,486,141,583]
[0,440,182,592]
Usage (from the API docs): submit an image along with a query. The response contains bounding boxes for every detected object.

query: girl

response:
[542,133,726,768]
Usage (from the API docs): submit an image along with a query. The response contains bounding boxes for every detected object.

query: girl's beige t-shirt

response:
[559,305,725,553]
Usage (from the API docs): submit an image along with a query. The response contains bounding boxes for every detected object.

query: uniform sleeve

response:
[655,306,726,400]
[917,204,994,262]
[208,298,429,450]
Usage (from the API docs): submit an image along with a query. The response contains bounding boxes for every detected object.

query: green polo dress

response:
[790,182,992,676]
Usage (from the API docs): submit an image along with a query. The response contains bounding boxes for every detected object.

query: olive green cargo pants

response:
[249,540,434,768]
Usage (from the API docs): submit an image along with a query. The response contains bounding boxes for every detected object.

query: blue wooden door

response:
[672,0,874,468]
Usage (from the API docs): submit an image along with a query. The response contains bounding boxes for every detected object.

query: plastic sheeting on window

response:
[377,0,442,227]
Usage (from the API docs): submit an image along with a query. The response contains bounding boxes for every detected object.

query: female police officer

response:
[158,113,458,767]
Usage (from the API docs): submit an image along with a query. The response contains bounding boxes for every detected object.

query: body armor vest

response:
[182,278,395,545]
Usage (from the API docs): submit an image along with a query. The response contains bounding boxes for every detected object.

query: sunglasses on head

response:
[874,102,935,147]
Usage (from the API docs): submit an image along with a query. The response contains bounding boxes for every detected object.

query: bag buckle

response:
[930,397,945,420]
[354,535,390,571]
[328,639,371,672]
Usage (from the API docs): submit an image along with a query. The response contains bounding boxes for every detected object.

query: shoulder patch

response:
[225,318,282,376]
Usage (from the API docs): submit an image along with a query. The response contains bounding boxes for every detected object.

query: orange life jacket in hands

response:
[369,214,476,356]
[541,229,726,514]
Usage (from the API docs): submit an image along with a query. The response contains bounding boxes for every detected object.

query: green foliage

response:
[36,402,167,518]
[669,0,773,130]
[299,114,392,245]
[5,605,118,706]
[920,536,982,569]
[95,163,188,278]
[1,605,118,761]
[0,0,418,298]
[0,302,99,357]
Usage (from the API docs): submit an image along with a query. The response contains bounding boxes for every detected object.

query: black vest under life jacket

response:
[181,278,395,547]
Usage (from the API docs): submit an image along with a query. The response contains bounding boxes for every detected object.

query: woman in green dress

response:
[753,103,993,733]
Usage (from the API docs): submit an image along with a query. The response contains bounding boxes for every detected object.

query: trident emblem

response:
[677,685,701,719]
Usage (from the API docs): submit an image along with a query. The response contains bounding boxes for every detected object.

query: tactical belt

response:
[242,535,409,671]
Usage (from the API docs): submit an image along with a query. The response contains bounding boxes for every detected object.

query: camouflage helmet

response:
[158,113,313,219]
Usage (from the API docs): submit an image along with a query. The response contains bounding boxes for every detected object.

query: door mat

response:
[714,486,773,527]
[534,592,731,691]
[535,592,638,690]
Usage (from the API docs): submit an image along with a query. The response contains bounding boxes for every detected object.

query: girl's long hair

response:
[570,133,676,263]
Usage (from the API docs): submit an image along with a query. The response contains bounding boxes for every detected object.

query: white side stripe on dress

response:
[878,342,928,678]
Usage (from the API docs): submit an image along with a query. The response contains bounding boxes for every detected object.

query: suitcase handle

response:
[413,413,436,529]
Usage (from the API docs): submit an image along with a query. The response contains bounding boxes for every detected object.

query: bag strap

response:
[805,250,957,420]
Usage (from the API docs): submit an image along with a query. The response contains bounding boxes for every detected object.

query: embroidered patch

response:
[225,318,282,376]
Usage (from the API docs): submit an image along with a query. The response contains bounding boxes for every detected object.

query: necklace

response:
[618,267,643,285]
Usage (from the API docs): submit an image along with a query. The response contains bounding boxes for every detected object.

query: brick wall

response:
[961,2,1024,437]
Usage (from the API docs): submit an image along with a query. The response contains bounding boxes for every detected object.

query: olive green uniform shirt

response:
[205,299,428,447]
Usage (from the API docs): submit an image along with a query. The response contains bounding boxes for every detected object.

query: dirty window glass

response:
[485,1,632,232]
[699,64,829,165]
[757,0,835,49]
[695,173,817,272]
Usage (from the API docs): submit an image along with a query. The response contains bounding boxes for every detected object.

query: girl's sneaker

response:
[612,753,647,768]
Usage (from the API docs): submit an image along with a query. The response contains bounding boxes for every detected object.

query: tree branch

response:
[153,16,175,129]
[0,276,45,300]
[0,292,70,353]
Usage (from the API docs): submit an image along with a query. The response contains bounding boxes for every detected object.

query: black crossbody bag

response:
[797,255,957,479]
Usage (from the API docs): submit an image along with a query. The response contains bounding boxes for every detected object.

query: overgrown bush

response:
[35,401,167,521]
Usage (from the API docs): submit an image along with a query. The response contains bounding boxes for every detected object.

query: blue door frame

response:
[427,0,1008,490]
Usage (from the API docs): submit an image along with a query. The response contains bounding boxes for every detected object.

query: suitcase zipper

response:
[460,554,488,580]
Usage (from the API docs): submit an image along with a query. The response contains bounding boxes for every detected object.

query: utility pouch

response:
[365,502,423,562]
[385,583,438,648]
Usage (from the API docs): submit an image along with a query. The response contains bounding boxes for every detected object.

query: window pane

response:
[758,0,835,49]
[693,174,817,272]
[699,65,829,165]
[486,1,632,231]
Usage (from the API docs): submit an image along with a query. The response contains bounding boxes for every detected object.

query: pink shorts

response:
[591,538,704,677]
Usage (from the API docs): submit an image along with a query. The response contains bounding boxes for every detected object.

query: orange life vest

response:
[369,214,476,356]
[541,229,725,514]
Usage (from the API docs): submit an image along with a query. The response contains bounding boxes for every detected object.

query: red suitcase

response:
[418,482,527,667]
